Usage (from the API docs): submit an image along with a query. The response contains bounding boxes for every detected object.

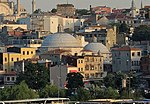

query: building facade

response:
[112,46,141,72]
[0,47,36,71]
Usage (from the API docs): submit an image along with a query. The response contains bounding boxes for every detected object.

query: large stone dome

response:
[42,33,81,48]
[84,42,109,54]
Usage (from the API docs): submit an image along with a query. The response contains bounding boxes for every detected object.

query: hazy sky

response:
[12,0,150,12]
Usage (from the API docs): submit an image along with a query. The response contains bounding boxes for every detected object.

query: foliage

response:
[70,88,91,101]
[0,81,39,101]
[16,62,49,90]
[90,86,119,99]
[66,72,84,90]
[132,25,150,41]
[51,8,57,13]
[39,84,65,98]
[66,72,84,100]
[103,73,116,88]
[76,9,90,16]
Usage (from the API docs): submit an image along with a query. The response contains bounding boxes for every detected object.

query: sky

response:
[11,0,150,13]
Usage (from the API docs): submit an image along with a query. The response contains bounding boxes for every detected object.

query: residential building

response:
[112,46,142,72]
[0,47,36,71]
[140,55,150,74]
[79,26,117,50]
[63,54,104,80]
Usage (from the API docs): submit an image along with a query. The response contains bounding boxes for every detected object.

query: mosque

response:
[0,0,35,16]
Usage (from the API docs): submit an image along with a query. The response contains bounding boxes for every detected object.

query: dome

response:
[42,33,81,48]
[84,42,109,54]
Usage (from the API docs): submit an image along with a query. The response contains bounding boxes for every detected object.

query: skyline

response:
[11,0,150,12]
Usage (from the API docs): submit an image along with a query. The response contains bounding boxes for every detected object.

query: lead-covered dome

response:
[42,33,81,48]
[84,42,109,54]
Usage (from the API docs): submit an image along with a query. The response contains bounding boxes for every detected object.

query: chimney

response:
[17,0,20,16]
[32,0,36,13]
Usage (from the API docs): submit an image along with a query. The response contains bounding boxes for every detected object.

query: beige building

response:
[57,4,75,16]
[79,25,117,50]
[63,54,104,80]
[31,13,85,32]
[0,24,27,30]
[0,47,36,72]
[112,46,141,72]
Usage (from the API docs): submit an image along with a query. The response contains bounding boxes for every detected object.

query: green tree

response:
[66,72,84,98]
[104,73,116,88]
[39,84,65,98]
[104,87,120,99]
[76,9,90,16]
[51,8,57,13]
[16,62,49,90]
[66,72,84,90]
[70,88,91,101]
[0,81,39,100]
[132,25,150,41]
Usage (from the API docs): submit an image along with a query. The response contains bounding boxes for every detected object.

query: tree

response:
[0,81,39,100]
[104,87,120,99]
[104,73,116,88]
[39,84,65,98]
[16,62,49,90]
[132,25,150,41]
[66,72,84,97]
[76,9,90,16]
[70,88,91,101]
[66,72,84,90]
[51,8,57,13]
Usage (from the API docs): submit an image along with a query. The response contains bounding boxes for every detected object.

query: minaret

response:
[32,0,36,13]
[17,0,20,16]
[141,0,143,9]
[131,0,136,18]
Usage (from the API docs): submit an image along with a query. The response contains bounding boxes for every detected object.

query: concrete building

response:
[140,55,150,74]
[112,46,142,72]
[31,13,85,32]
[79,26,117,50]
[57,4,75,16]
[0,47,36,72]
[63,55,104,80]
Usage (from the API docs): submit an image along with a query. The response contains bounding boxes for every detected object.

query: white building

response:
[112,46,141,72]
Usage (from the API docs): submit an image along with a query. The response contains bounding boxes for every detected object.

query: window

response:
[81,60,83,63]
[11,58,13,61]
[5,58,7,62]
[27,51,29,55]
[17,58,19,61]
[23,51,25,55]
[132,52,135,56]
[31,51,33,54]
[137,52,140,56]
[78,68,80,71]
[7,77,10,81]
[12,77,15,81]
[78,60,80,63]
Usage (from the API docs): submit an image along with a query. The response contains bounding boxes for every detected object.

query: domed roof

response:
[42,33,81,48]
[84,42,109,54]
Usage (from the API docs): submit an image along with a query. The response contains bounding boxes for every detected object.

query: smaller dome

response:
[84,42,109,54]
